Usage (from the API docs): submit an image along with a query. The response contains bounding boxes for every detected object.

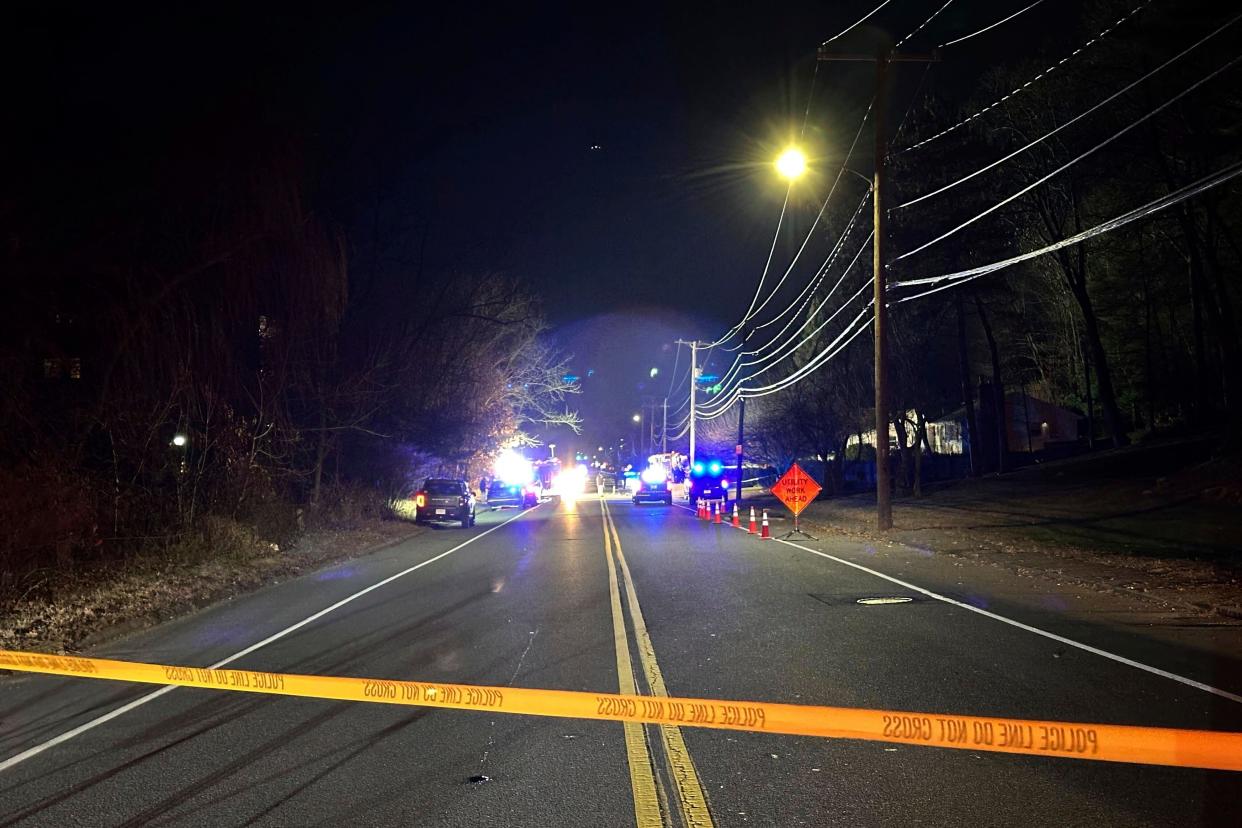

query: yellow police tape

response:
[2,649,1240,771]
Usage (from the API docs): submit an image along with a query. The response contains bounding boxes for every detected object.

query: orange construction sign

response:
[770,463,821,517]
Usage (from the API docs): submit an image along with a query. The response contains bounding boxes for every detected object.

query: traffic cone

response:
[760,509,770,539]
[731,502,740,528]
[714,502,722,524]
[748,507,757,534]
[699,501,706,520]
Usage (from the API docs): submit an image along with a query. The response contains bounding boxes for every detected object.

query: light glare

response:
[775,147,807,179]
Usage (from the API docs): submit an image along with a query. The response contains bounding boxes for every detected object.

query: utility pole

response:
[735,328,749,504]
[818,41,938,532]
[735,394,746,503]
[661,398,668,454]
[682,340,699,467]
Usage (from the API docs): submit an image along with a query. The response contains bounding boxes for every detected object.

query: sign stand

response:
[770,463,822,541]
[780,512,817,542]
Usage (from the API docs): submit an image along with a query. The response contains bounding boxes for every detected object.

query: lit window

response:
[69,358,81,379]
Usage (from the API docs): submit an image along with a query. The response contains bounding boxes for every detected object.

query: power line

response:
[665,341,682,399]
[705,188,793,348]
[697,303,876,418]
[895,0,1153,154]
[719,99,875,352]
[893,49,1242,263]
[821,0,896,46]
[750,191,873,347]
[894,11,1242,211]
[702,216,872,404]
[888,157,1242,301]
[938,0,1048,48]
[895,0,957,49]
[698,271,874,415]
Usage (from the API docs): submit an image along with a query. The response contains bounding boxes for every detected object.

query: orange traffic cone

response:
[714,502,722,524]
[731,502,740,528]
[748,507,757,534]
[699,501,707,520]
[760,509,770,539]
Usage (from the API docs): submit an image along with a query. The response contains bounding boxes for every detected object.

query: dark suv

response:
[414,478,476,527]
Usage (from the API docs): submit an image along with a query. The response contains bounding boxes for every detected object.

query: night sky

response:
[7,0,1071,455]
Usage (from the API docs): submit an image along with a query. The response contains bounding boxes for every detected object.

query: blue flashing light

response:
[708,461,722,475]
[692,462,705,475]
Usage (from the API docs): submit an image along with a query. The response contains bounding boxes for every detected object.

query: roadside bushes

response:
[0,459,97,589]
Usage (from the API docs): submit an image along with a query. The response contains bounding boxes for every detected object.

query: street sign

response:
[770,463,821,518]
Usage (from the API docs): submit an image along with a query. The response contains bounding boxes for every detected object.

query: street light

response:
[548,443,556,459]
[631,413,641,423]
[171,434,187,447]
[649,367,659,378]
[775,147,807,180]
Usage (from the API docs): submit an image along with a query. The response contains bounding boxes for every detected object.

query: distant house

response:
[930,388,1084,457]
[848,391,1083,457]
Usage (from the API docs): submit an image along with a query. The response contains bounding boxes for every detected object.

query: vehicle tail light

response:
[415,492,426,508]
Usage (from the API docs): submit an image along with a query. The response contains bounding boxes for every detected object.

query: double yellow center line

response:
[600,496,714,828]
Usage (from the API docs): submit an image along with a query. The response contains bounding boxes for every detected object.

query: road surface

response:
[1,495,1239,826]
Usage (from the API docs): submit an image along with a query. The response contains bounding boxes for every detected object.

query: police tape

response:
[2,649,1239,771]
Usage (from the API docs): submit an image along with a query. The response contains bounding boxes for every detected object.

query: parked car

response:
[487,478,539,509]
[414,478,476,527]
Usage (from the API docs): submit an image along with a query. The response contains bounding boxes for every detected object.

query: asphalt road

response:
[1,495,1240,826]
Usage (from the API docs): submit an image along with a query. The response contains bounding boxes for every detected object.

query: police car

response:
[688,459,727,508]
[632,465,673,505]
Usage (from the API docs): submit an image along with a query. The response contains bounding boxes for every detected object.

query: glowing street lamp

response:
[649,367,659,378]
[775,147,807,180]
[171,434,188,447]
[631,413,641,423]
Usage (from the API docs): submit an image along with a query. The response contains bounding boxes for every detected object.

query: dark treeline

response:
[0,17,578,589]
[706,0,1240,494]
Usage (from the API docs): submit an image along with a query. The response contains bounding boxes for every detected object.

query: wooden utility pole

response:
[676,339,705,467]
[662,397,668,454]
[818,42,938,531]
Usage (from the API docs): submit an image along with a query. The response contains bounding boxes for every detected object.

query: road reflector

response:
[3,648,1239,772]
[857,597,914,605]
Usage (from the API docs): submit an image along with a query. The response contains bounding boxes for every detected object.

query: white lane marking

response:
[671,501,1242,704]
[0,506,541,773]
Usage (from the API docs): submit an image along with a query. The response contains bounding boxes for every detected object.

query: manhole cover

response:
[856,597,914,605]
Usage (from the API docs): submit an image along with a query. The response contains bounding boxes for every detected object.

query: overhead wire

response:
[702,211,872,405]
[893,48,1242,263]
[696,302,876,418]
[888,158,1242,302]
[717,98,875,357]
[749,190,873,347]
[665,341,682,399]
[703,188,793,348]
[894,11,1242,210]
[894,0,1153,154]
[698,267,875,417]
[938,0,1048,48]
[715,99,879,352]
[821,0,896,45]
[894,0,958,49]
